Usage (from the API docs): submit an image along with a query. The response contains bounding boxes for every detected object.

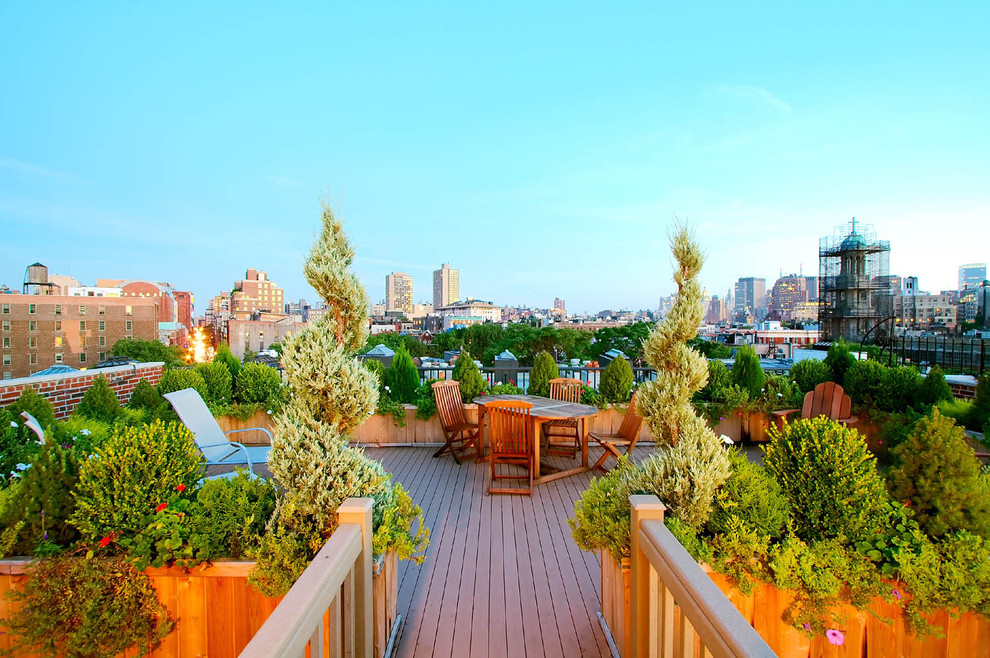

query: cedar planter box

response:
[0,552,400,658]
[216,410,276,446]
[598,551,990,658]
[712,409,746,443]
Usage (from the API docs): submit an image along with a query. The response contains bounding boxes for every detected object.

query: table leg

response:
[476,405,488,463]
[532,417,544,480]
[581,417,588,468]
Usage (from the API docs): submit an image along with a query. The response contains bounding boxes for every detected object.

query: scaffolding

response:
[819,219,891,344]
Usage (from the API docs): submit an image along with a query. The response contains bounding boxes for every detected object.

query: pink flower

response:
[892,588,902,600]
[155,502,168,513]
[803,623,811,631]
[825,629,844,646]
[99,536,112,548]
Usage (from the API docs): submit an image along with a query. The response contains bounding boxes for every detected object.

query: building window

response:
[1,304,8,314]
[79,353,87,363]
[55,353,63,364]
[98,352,106,362]
[79,305,86,315]
[55,320,61,331]
[29,337,37,348]
[55,336,63,347]
[28,303,36,314]
[99,321,106,331]
[55,304,61,315]
[80,321,86,331]
[80,336,87,347]
[2,372,11,380]
[125,320,132,331]
[2,337,8,348]
[99,305,106,315]
[98,336,105,347]
[2,355,9,366]
[1,321,8,331]
[125,305,133,316]
[29,354,37,365]
[29,321,37,331]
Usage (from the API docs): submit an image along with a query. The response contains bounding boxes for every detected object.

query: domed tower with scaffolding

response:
[818,219,892,344]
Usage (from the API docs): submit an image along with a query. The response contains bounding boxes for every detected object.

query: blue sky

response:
[1,2,987,314]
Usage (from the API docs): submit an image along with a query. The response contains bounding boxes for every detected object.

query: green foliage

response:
[128,379,164,412]
[569,459,638,560]
[599,355,634,403]
[731,345,765,399]
[881,366,923,413]
[937,397,974,427]
[413,380,439,420]
[195,471,277,558]
[764,417,890,543]
[195,361,233,404]
[8,386,56,429]
[707,450,790,541]
[789,358,831,393]
[823,340,857,386]
[112,336,185,368]
[919,366,954,406]
[971,373,990,431]
[589,322,652,363]
[363,359,387,394]
[489,382,525,396]
[707,518,770,595]
[234,363,283,405]
[157,368,209,399]
[213,342,242,380]
[693,360,748,427]
[888,410,990,539]
[0,411,39,486]
[526,350,559,397]
[452,350,486,403]
[120,493,213,570]
[579,384,605,409]
[844,358,887,408]
[752,374,801,413]
[70,420,203,543]
[76,375,122,423]
[0,441,80,556]
[687,337,733,359]
[249,523,318,597]
[385,349,420,404]
[376,392,407,426]
[50,416,113,456]
[3,556,174,657]
[372,483,429,562]
[363,332,430,358]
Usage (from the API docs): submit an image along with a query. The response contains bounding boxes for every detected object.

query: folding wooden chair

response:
[431,380,481,464]
[543,377,583,456]
[591,391,644,472]
[487,400,534,495]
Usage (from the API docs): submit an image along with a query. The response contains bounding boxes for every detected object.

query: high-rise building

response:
[705,296,725,324]
[959,263,986,292]
[432,263,459,308]
[553,298,566,315]
[767,275,808,321]
[230,268,284,316]
[386,272,414,316]
[734,277,766,322]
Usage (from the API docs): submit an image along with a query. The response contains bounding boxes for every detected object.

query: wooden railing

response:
[629,495,775,658]
[240,498,374,658]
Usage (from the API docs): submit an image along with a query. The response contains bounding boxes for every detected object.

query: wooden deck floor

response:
[362,445,652,658]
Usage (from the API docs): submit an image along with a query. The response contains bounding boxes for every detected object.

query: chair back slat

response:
[801,381,853,421]
[432,380,467,428]
[617,391,644,440]
[487,400,532,459]
[549,378,583,404]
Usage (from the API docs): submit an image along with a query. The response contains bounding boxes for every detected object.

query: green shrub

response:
[888,410,990,539]
[569,459,638,560]
[731,345,765,399]
[938,397,974,426]
[372,483,429,562]
[919,366,954,406]
[0,440,80,556]
[527,350,559,397]
[50,416,112,456]
[75,375,122,423]
[157,368,208,399]
[196,361,233,404]
[385,349,420,404]
[234,363,283,405]
[693,360,748,426]
[452,350,486,403]
[213,341,241,380]
[363,359,387,394]
[753,374,800,413]
[881,366,923,413]
[823,340,857,386]
[764,416,890,542]
[413,380,439,420]
[844,359,887,408]
[707,450,790,540]
[1,388,58,485]
[972,373,990,431]
[194,471,277,558]
[599,356,634,403]
[7,387,56,429]
[70,420,203,543]
[128,379,164,411]
[4,556,174,657]
[790,358,831,393]
[111,336,185,368]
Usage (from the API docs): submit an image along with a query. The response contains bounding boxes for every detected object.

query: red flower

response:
[176,484,186,492]
[99,536,112,548]
[155,503,168,513]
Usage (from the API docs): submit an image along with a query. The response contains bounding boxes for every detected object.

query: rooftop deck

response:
[361,445,649,658]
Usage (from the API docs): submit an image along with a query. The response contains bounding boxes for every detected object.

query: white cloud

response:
[710,85,792,115]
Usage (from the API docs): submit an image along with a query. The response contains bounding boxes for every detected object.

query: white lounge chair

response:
[163,388,271,472]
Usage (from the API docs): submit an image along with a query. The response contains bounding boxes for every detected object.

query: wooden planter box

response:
[713,409,746,443]
[599,551,990,658]
[0,552,400,658]
[216,410,277,446]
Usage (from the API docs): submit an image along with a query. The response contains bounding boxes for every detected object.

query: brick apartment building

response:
[1,294,157,379]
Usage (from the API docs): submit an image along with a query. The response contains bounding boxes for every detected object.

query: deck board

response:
[363,445,655,658]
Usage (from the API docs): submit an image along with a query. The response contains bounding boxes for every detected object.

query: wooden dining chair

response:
[590,391,644,472]
[486,400,534,495]
[431,380,481,464]
[544,377,584,456]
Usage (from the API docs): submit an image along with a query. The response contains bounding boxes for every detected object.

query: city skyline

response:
[1,3,988,314]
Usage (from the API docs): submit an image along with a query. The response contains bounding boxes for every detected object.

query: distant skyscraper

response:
[734,277,766,322]
[386,272,414,315]
[959,263,986,292]
[432,263,459,308]
[705,295,725,324]
[553,297,566,315]
[767,275,808,321]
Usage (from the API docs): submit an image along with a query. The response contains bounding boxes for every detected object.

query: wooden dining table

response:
[473,394,600,485]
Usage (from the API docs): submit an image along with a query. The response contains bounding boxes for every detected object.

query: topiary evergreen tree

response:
[887,409,990,539]
[823,340,857,386]
[452,350,486,403]
[527,350,558,397]
[385,349,420,403]
[599,355,634,403]
[919,366,953,406]
[730,345,764,400]
[75,375,121,424]
[195,362,233,405]
[127,379,164,411]
[213,342,241,381]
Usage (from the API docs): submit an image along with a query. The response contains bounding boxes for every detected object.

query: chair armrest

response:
[770,408,800,418]
[203,440,253,471]
[226,427,274,442]
[838,416,858,426]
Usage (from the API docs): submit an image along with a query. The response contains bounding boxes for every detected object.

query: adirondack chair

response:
[543,377,583,456]
[486,400,534,495]
[771,381,858,430]
[164,388,271,473]
[431,380,481,463]
[590,391,644,473]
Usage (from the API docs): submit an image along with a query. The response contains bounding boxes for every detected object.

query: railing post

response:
[630,494,666,658]
[338,498,374,658]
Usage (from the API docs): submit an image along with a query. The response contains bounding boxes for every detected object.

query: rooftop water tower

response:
[22,262,58,295]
